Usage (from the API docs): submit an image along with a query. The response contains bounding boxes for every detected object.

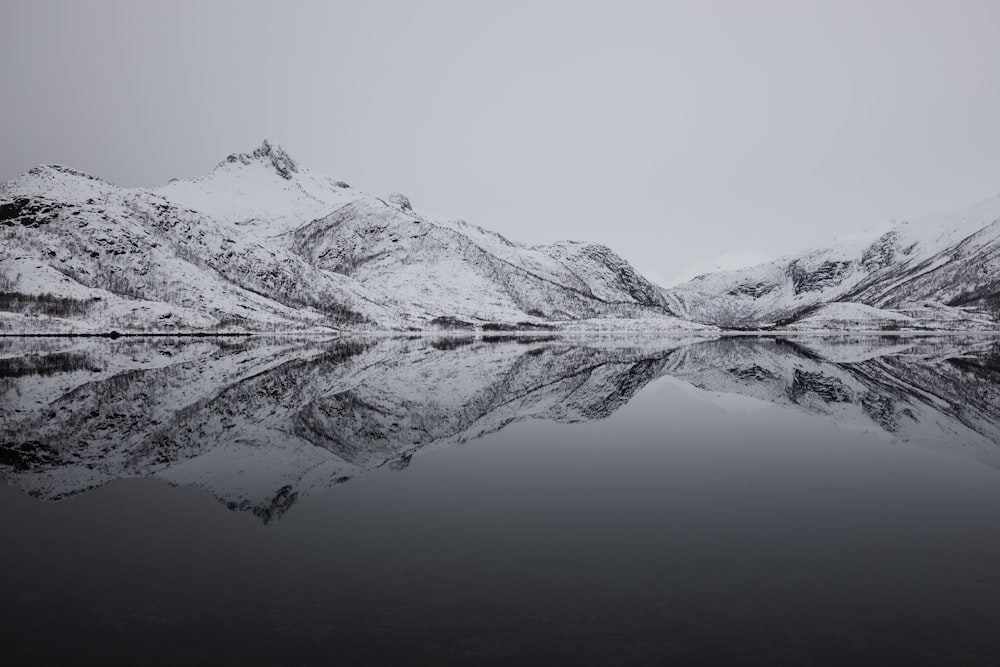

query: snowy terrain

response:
[662,248,774,287]
[2,139,997,333]
[0,141,701,333]
[663,193,1000,330]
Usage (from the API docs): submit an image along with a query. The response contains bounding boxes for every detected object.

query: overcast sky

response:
[3,1,1000,283]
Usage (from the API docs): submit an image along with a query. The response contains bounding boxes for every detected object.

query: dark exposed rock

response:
[386,192,412,211]
[861,391,898,432]
[788,369,852,404]
[727,364,779,381]
[0,352,98,378]
[788,259,852,294]
[861,231,900,271]
[727,282,776,298]
[431,316,476,329]
[221,139,298,180]
[0,197,66,227]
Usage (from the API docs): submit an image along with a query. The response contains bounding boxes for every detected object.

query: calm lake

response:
[2,334,1000,665]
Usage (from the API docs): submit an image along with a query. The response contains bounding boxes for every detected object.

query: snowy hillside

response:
[663,193,1000,329]
[0,141,699,333]
[4,138,996,333]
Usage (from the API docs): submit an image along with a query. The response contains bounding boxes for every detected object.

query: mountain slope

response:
[663,193,1000,329]
[0,141,696,333]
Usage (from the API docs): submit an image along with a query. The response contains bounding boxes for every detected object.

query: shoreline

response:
[2,328,999,339]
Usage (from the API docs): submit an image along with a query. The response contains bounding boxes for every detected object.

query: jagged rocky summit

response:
[1,139,998,333]
[0,140,694,334]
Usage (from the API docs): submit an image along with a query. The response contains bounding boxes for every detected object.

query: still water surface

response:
[2,334,1000,665]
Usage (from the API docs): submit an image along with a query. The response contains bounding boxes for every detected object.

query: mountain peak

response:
[0,163,117,202]
[28,164,108,183]
[218,139,299,180]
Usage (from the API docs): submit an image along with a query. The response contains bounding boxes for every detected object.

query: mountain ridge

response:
[2,139,999,333]
[662,191,1000,330]
[0,139,699,334]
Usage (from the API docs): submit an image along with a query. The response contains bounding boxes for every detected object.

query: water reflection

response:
[2,334,999,522]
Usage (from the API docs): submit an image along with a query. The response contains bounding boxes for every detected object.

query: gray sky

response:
[3,0,1000,283]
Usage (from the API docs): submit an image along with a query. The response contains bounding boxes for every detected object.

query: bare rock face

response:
[386,192,412,211]
[221,139,299,180]
[787,259,852,294]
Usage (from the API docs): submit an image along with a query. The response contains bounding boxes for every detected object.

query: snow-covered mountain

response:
[0,141,697,333]
[661,249,774,288]
[3,334,999,521]
[663,194,1000,329]
[4,138,997,332]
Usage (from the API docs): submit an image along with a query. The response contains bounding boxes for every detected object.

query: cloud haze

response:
[3,0,999,281]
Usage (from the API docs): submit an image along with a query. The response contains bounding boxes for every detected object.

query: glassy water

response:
[3,334,1000,666]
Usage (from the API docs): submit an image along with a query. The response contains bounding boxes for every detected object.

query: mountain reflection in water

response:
[2,334,999,522]
[4,334,1000,666]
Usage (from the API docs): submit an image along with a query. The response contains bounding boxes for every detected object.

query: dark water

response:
[3,334,1000,665]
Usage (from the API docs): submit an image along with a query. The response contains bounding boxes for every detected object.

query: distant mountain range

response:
[1,139,998,332]
[662,194,1000,330]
